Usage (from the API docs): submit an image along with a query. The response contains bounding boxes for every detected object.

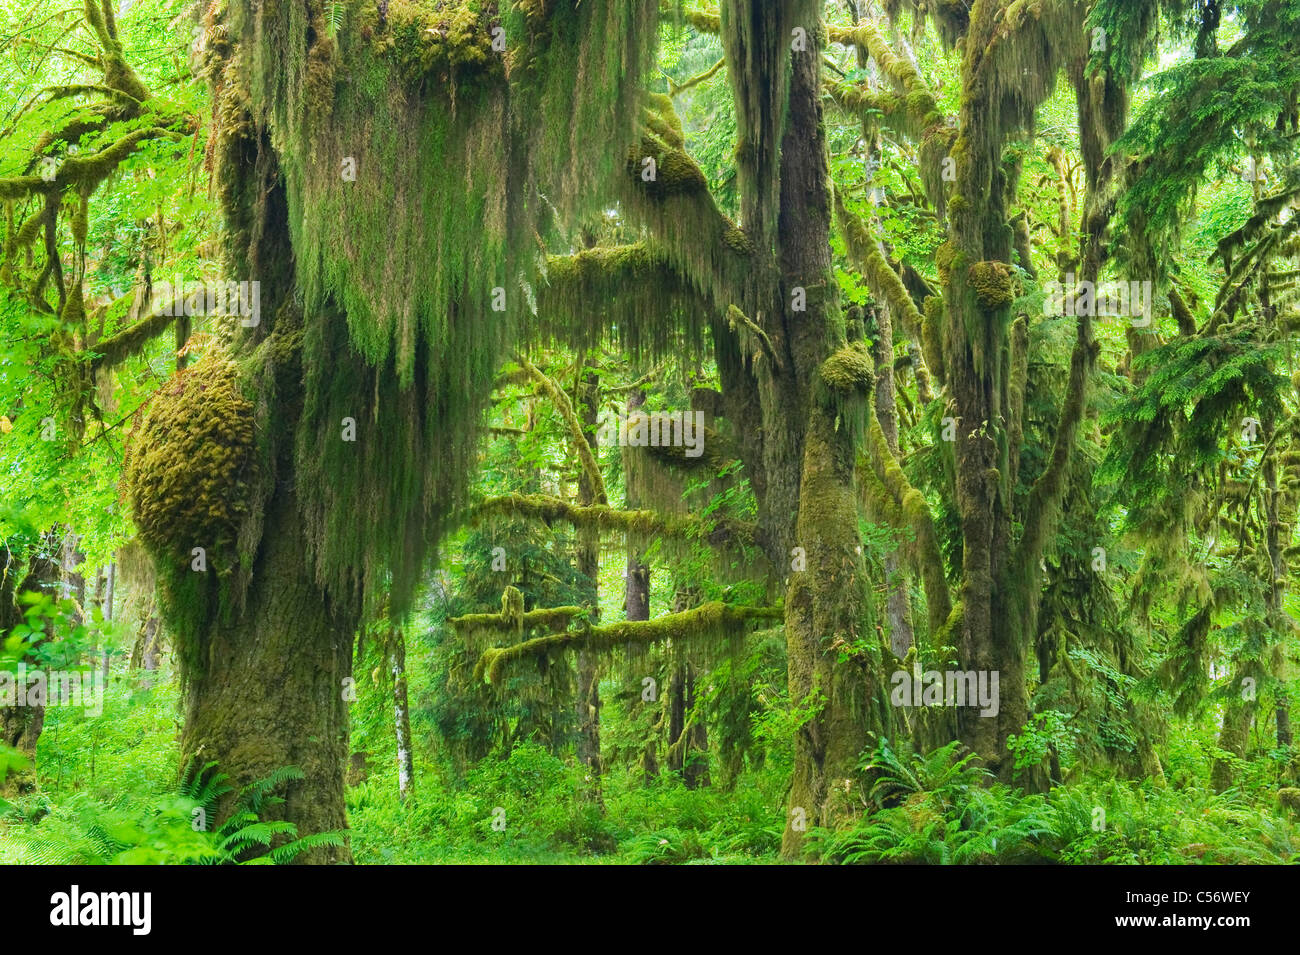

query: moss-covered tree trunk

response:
[179,483,354,863]
[936,5,1112,780]
[1,543,58,793]
[575,369,603,798]
[769,9,884,855]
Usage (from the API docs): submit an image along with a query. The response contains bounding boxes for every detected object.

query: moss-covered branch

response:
[726,304,779,368]
[449,605,586,638]
[1014,317,1093,577]
[466,493,756,551]
[87,306,178,371]
[474,600,782,684]
[1169,286,1199,336]
[534,244,710,359]
[828,21,945,129]
[825,78,943,140]
[835,190,925,337]
[621,130,754,313]
[660,1,721,35]
[866,409,952,632]
[668,56,725,95]
[514,353,608,506]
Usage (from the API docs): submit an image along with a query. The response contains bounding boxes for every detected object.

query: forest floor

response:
[2,674,1297,865]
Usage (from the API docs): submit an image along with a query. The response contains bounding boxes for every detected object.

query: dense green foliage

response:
[3,0,1300,865]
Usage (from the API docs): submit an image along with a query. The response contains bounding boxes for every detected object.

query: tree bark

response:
[0,543,59,793]
[623,390,656,783]
[390,630,414,804]
[178,483,354,863]
[575,368,603,799]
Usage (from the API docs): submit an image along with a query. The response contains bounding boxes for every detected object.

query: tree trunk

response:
[575,368,603,798]
[390,630,414,804]
[178,484,354,863]
[713,1,885,855]
[666,662,710,789]
[0,544,58,794]
[623,390,656,783]
[872,302,916,658]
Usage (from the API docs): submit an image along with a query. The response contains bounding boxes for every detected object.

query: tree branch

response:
[474,600,782,684]
[466,493,757,552]
[865,409,952,631]
[514,353,608,506]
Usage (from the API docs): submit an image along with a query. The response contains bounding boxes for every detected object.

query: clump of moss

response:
[967,260,1017,310]
[934,240,962,281]
[375,0,497,84]
[627,136,708,198]
[125,353,255,563]
[723,225,754,254]
[820,342,875,393]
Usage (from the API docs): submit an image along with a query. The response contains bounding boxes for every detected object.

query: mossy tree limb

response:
[466,492,758,554]
[474,601,782,685]
[865,406,952,633]
[514,353,608,506]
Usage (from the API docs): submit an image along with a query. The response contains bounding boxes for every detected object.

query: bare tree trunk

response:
[390,630,414,804]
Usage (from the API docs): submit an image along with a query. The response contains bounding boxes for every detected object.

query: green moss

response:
[70,195,88,245]
[934,241,961,281]
[967,260,1017,310]
[534,244,706,360]
[125,352,256,562]
[475,600,782,685]
[59,284,85,326]
[723,225,754,254]
[820,343,874,393]
[921,295,945,385]
[370,0,498,84]
[216,0,661,618]
[629,135,709,196]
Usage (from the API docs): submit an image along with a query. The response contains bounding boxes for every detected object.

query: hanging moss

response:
[210,0,661,619]
[531,244,706,360]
